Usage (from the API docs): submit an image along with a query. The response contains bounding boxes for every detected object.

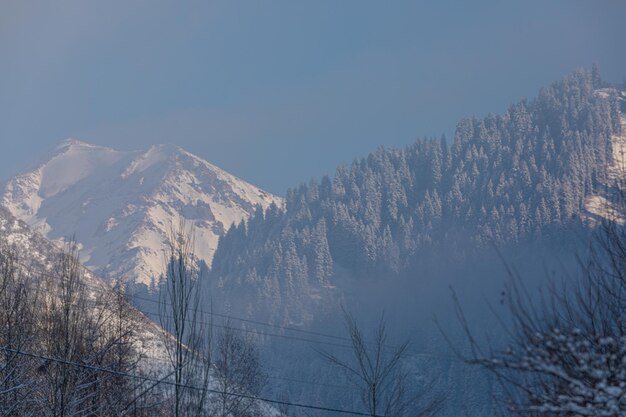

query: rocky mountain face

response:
[1,141,282,286]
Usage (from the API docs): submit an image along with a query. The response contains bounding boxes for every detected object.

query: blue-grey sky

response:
[1,0,625,194]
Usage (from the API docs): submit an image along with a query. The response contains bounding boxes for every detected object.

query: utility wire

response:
[142,309,354,349]
[0,345,384,417]
[128,348,351,390]
[135,350,352,390]
[14,260,461,361]
[17,259,349,341]
[129,288,349,342]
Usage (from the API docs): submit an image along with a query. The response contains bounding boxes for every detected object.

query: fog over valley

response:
[1,2,625,416]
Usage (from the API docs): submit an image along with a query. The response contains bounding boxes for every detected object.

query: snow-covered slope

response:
[0,204,169,363]
[2,139,282,285]
[0,204,280,416]
[585,89,626,223]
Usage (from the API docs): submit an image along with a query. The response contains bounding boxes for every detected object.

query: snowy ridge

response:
[2,140,283,286]
[585,89,626,224]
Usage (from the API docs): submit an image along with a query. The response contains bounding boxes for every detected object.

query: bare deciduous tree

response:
[27,240,154,417]
[211,322,265,417]
[159,219,212,417]
[451,217,626,416]
[0,242,39,415]
[36,240,100,416]
[0,235,170,416]
[319,310,442,417]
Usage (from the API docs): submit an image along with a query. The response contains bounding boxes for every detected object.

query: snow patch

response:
[584,90,626,224]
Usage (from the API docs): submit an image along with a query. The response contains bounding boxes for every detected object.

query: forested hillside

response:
[210,69,623,324]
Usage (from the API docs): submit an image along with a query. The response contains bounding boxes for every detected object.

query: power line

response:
[132,351,351,390]
[128,288,349,342]
[13,263,356,349]
[16,259,350,343]
[0,345,383,417]
[121,291,460,361]
[142,309,354,350]
[142,308,457,361]
[8,279,367,392]
[5,278,379,392]
[14,263,460,361]
[4,258,459,412]
[265,374,349,390]
[18,276,353,351]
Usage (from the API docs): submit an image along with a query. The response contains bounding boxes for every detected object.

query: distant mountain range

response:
[1,140,282,286]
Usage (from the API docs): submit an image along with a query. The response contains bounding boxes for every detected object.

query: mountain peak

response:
[2,140,283,285]
[148,143,185,153]
[56,137,99,151]
[54,138,123,157]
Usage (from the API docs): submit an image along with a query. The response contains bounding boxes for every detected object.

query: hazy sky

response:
[1,0,625,194]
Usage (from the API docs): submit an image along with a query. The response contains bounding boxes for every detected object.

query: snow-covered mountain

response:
[1,139,283,286]
[0,204,169,363]
[0,202,280,417]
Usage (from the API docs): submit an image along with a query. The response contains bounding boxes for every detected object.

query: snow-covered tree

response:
[454,217,626,416]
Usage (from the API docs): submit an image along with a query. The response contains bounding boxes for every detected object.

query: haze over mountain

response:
[210,69,625,323]
[4,1,626,414]
[1,68,625,416]
[1,140,282,286]
[205,69,626,414]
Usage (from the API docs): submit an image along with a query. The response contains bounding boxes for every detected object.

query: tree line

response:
[210,68,623,326]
